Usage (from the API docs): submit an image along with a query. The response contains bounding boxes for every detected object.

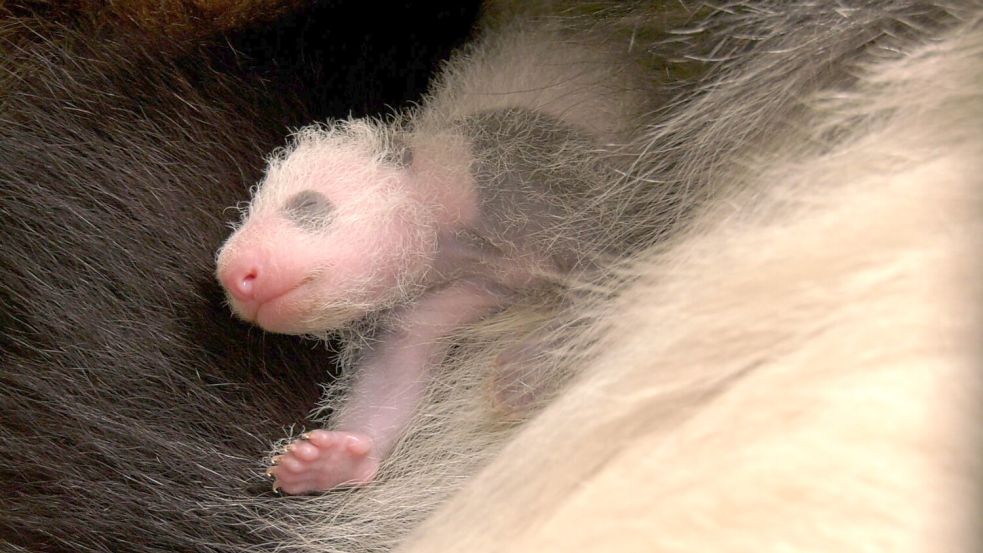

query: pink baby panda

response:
[215,24,654,494]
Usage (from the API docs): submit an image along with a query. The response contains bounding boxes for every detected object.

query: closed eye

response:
[282,190,334,231]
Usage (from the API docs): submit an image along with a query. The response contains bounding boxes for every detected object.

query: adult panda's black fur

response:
[0,4,480,552]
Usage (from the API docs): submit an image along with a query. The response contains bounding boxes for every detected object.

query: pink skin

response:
[267,280,504,494]
[216,132,525,493]
[269,430,377,493]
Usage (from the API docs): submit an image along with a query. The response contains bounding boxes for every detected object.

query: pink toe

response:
[305,429,335,448]
[291,441,321,461]
[279,456,304,473]
[345,435,372,456]
[276,481,304,495]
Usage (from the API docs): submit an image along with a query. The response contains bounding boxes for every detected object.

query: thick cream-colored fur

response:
[399,12,983,553]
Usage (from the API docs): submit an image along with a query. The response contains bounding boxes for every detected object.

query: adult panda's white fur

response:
[398,5,983,552]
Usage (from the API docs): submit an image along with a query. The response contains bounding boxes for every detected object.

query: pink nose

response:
[218,251,306,310]
[222,264,259,302]
[218,251,285,305]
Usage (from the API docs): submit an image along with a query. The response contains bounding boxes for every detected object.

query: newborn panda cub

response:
[216,107,613,494]
[215,18,639,498]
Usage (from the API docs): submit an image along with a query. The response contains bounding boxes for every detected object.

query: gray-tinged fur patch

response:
[460,107,613,271]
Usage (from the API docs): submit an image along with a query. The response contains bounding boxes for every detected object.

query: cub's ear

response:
[382,134,414,169]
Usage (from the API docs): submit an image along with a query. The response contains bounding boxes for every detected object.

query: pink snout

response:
[220,262,257,302]
[216,249,306,324]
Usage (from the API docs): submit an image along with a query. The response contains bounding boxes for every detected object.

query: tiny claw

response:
[271,455,283,465]
[299,431,312,440]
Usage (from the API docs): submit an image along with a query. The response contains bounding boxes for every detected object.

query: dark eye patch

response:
[282,190,334,230]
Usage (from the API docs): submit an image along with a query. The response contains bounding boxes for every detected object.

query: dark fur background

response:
[0,3,480,551]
